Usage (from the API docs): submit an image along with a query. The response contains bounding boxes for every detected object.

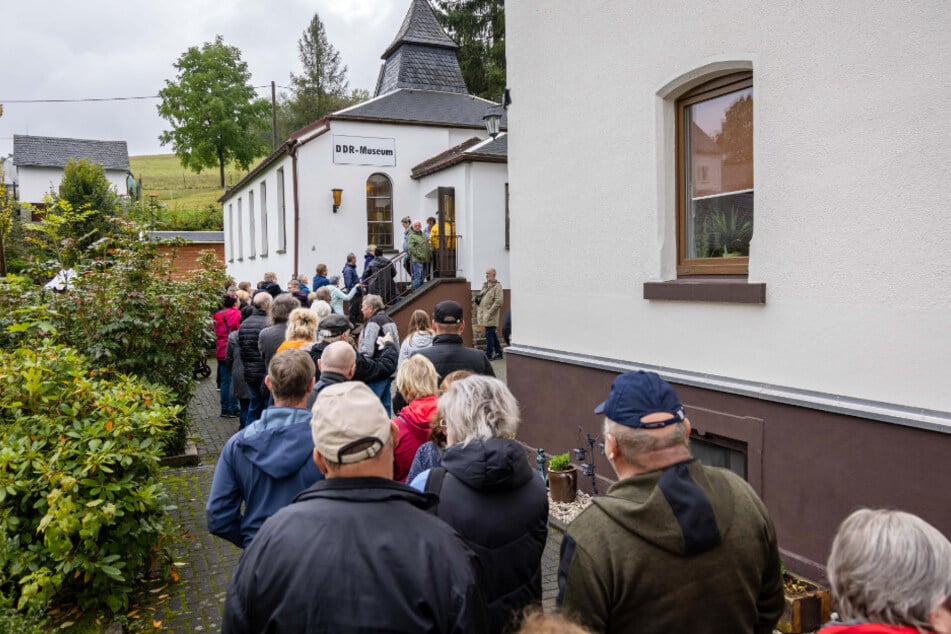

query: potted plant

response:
[776,564,832,634]
[548,453,578,503]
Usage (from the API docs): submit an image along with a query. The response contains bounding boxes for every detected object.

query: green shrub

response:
[0,344,179,614]
[549,453,572,471]
[47,224,222,453]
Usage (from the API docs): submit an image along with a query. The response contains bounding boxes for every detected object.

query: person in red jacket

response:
[213,294,242,417]
[391,355,439,482]
[819,508,951,634]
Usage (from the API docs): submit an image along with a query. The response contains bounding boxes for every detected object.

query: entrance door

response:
[435,187,456,277]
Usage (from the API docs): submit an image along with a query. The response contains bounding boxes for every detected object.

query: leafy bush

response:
[549,453,572,471]
[157,203,223,231]
[46,223,222,453]
[0,343,179,614]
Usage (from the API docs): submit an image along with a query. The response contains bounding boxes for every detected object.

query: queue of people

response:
[208,274,949,634]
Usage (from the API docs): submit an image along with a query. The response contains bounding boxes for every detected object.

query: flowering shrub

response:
[0,344,179,613]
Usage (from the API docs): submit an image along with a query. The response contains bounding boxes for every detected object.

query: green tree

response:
[284,13,351,134]
[158,36,269,187]
[434,0,506,99]
[57,158,118,240]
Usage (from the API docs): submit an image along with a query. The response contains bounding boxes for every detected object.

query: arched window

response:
[366,173,393,250]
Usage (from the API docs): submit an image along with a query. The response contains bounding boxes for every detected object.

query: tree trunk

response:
[0,232,7,277]
[218,147,226,188]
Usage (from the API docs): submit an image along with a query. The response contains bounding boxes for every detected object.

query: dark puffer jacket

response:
[429,437,549,633]
[238,306,269,394]
[223,478,488,633]
[415,334,495,381]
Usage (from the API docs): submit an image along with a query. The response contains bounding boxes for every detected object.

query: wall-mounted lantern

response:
[332,188,343,213]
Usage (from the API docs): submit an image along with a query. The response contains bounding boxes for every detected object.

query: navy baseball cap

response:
[594,371,685,428]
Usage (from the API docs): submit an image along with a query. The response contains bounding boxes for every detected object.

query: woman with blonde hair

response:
[276,308,318,355]
[819,508,951,634]
[405,369,471,484]
[391,355,439,482]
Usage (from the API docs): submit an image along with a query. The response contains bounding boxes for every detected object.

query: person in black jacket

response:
[415,300,494,382]
[223,381,488,633]
[410,375,548,633]
[237,292,272,426]
[308,314,397,386]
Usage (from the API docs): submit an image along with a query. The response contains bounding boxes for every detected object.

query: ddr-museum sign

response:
[332,135,396,166]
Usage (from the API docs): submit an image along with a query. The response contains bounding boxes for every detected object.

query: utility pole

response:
[271,81,278,151]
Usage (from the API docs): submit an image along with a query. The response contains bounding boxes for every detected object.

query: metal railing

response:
[362,236,462,308]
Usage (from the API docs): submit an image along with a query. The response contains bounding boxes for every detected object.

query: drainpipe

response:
[290,141,300,278]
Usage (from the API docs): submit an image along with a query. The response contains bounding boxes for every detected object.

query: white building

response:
[12,135,132,205]
[222,0,509,293]
[505,0,951,582]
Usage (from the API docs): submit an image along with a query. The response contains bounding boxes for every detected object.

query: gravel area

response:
[549,491,592,526]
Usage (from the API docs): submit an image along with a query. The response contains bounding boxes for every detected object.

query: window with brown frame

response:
[677,72,753,275]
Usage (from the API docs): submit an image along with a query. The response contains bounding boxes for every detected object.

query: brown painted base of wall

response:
[386,278,477,347]
[507,350,951,583]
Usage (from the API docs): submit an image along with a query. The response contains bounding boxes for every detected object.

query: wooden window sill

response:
[643,277,765,304]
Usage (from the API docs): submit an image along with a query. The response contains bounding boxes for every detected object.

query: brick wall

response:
[156,243,224,281]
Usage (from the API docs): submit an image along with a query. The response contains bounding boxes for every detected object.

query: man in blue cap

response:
[557,371,784,634]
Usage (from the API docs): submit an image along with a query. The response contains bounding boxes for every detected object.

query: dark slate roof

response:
[334,89,507,129]
[376,45,468,96]
[477,134,507,157]
[411,133,507,179]
[375,0,467,96]
[382,0,458,58]
[147,231,224,243]
[12,134,129,171]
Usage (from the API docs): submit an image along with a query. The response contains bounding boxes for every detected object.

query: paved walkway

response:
[154,355,561,631]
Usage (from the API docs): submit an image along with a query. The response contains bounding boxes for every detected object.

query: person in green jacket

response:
[557,371,785,634]
[407,219,432,289]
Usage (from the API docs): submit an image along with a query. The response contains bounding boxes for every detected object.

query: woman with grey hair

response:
[410,375,548,633]
[819,508,951,634]
[327,274,363,315]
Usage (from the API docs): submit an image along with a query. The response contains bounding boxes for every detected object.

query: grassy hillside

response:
[129,154,255,230]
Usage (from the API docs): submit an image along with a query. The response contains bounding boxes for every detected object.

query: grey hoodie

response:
[398,330,434,367]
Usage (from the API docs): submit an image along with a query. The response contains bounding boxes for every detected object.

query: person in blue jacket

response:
[206,349,323,548]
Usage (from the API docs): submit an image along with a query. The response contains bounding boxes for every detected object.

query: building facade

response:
[12,135,131,204]
[221,0,509,291]
[505,1,951,582]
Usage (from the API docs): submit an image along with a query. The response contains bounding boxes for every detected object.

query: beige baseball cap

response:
[311,382,392,464]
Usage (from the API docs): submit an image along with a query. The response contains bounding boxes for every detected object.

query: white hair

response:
[827,508,951,628]
[438,375,519,446]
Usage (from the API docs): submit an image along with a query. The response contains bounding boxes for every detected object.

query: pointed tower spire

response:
[374,0,469,97]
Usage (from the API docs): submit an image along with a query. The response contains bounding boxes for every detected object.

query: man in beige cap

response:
[223,382,488,632]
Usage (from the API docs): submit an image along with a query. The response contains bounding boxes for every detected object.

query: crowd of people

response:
[207,267,950,634]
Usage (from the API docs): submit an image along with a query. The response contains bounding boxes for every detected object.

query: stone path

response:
[153,354,561,631]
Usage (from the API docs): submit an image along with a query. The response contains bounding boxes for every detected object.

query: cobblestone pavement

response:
[153,355,560,632]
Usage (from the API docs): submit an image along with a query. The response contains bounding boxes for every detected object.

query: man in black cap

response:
[557,370,784,634]
[414,300,495,381]
[308,314,397,389]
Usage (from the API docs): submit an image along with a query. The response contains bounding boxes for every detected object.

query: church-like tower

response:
[374,0,469,96]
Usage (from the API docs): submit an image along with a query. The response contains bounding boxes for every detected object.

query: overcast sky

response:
[0,0,412,159]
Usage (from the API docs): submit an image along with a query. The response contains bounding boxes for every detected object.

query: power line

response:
[0,84,288,105]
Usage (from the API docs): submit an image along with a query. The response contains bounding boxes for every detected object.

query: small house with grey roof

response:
[220,0,509,308]
[12,134,132,205]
